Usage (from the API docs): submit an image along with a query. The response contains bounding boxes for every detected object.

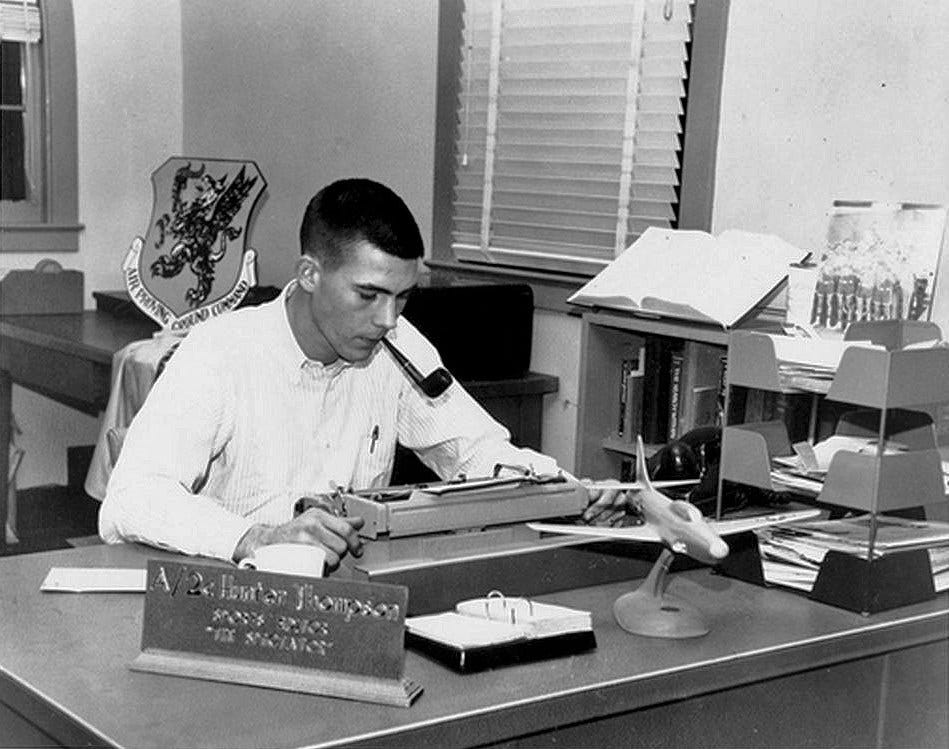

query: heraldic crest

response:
[124,157,267,331]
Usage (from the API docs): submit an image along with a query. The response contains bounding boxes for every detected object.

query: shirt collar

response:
[271,281,365,381]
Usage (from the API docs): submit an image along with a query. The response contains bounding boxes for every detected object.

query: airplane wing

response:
[584,479,699,491]
[706,508,821,536]
[527,508,821,543]
[526,521,663,542]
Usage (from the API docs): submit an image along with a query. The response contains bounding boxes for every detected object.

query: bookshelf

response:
[574,308,779,481]
[716,320,949,613]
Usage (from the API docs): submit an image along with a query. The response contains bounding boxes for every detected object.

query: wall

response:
[11,0,182,488]
[179,0,437,288]
[713,0,949,247]
[531,310,581,470]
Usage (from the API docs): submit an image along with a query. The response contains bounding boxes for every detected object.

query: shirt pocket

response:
[350,421,395,490]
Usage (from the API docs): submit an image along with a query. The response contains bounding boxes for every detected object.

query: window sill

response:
[0,223,84,252]
[424,259,588,315]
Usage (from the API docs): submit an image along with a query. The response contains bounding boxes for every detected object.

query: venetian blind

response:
[451,0,693,276]
[0,0,41,43]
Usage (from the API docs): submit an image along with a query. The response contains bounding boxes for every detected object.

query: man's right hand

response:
[233,509,365,570]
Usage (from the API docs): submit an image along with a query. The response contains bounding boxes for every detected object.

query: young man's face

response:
[298,239,419,364]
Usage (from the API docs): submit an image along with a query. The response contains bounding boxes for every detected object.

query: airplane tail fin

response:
[635,435,653,491]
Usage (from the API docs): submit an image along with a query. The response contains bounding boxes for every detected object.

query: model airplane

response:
[528,436,820,638]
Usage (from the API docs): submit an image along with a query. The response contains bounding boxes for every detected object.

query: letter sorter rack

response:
[714,320,949,613]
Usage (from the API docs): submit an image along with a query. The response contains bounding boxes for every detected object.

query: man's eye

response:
[358,291,377,302]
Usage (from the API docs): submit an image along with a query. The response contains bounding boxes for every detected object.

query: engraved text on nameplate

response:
[141,560,409,680]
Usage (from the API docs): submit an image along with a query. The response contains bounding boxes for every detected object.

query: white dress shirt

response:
[99,282,558,560]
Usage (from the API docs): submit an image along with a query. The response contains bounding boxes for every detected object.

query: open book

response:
[405,594,595,672]
[569,227,809,328]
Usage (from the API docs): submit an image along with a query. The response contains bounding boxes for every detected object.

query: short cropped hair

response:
[299,178,424,266]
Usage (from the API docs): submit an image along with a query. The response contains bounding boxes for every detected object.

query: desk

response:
[0,543,946,748]
[0,311,558,552]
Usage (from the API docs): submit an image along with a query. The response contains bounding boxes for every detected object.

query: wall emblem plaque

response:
[123,157,266,331]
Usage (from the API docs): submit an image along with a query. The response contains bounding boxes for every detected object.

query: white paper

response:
[769,336,883,369]
[41,567,147,593]
[406,612,525,649]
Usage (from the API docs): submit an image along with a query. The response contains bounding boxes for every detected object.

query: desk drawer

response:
[0,338,110,415]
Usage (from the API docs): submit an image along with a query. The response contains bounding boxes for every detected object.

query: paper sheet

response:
[41,567,147,593]
[406,612,525,649]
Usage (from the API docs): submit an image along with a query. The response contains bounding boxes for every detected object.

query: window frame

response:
[0,0,81,253]
[430,0,729,312]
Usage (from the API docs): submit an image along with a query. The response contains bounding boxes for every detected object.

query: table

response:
[0,311,558,552]
[1,543,946,748]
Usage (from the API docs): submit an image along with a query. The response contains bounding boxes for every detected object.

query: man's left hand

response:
[580,479,633,526]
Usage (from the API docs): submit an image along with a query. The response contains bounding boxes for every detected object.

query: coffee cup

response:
[238,543,326,577]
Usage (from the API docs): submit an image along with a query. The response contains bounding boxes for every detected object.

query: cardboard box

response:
[0,262,83,315]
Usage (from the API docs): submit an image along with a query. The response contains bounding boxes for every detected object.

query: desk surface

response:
[0,311,159,365]
[1,543,946,748]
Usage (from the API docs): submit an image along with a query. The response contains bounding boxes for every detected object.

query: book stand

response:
[613,548,709,638]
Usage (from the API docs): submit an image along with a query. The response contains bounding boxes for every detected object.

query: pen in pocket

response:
[369,424,380,454]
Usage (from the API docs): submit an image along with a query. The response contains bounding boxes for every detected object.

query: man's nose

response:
[373,298,398,331]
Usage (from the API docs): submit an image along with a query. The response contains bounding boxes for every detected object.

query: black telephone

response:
[646,426,720,508]
[648,426,792,515]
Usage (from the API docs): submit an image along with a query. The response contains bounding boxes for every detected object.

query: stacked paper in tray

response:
[767,336,885,392]
[769,435,949,497]
[755,516,949,593]
[769,435,915,496]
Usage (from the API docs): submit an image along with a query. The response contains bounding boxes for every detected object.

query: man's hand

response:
[580,479,635,526]
[233,509,365,570]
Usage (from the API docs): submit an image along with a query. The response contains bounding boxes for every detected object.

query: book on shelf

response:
[675,341,725,436]
[405,594,595,673]
[623,368,645,444]
[642,337,672,443]
[638,339,724,443]
[568,227,808,328]
[617,344,645,441]
[667,345,685,441]
[717,350,729,426]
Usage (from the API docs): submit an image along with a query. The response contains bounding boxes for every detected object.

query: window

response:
[431,0,727,286]
[1,1,42,213]
[0,0,80,252]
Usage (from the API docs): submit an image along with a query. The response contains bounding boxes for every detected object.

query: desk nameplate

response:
[131,560,421,707]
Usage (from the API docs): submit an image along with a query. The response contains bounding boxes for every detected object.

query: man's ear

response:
[295,255,322,292]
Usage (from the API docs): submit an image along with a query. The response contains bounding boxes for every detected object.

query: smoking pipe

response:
[380,337,453,398]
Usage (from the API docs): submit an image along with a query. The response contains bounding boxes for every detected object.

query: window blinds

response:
[0,0,41,43]
[451,0,693,276]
